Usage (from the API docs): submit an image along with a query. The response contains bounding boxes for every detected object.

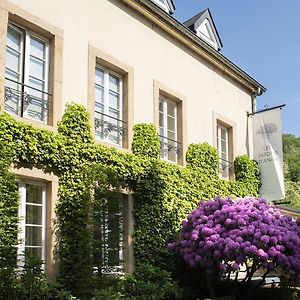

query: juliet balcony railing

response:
[94,111,126,146]
[4,78,51,123]
[159,135,181,161]
[219,158,234,179]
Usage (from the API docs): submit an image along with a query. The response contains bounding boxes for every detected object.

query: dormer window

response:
[150,0,175,14]
[184,9,223,51]
[197,19,219,50]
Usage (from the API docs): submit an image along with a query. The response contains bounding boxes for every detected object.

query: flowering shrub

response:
[169,197,300,284]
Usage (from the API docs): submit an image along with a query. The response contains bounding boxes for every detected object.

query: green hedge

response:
[0,103,260,298]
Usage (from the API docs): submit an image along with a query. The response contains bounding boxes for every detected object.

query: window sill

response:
[95,138,130,153]
[4,113,57,132]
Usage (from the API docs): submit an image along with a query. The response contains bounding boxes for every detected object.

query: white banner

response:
[252,108,285,201]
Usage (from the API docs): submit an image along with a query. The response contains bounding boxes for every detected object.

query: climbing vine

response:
[0,103,260,297]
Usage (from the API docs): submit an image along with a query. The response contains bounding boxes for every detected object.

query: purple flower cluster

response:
[168,197,300,280]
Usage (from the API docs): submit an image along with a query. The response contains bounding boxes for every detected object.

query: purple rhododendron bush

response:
[169,196,300,286]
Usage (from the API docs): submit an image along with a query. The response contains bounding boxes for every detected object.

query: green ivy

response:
[131,124,161,158]
[0,144,19,298]
[186,143,219,176]
[0,103,260,298]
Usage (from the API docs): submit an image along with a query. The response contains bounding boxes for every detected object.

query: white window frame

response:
[197,19,218,50]
[5,22,50,123]
[95,65,124,146]
[98,193,125,274]
[159,96,178,163]
[18,181,47,266]
[217,124,230,178]
[152,0,170,13]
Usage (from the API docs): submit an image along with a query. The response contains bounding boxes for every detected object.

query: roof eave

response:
[123,0,267,95]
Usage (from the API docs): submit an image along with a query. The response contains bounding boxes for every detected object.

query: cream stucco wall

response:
[0,0,255,158]
[0,0,262,278]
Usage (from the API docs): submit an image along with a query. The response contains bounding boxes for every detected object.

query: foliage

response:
[169,196,300,290]
[0,103,260,297]
[282,134,300,208]
[121,263,187,299]
[283,134,300,183]
[0,255,77,300]
[92,264,193,300]
[0,144,19,299]
[186,143,218,176]
[131,123,161,158]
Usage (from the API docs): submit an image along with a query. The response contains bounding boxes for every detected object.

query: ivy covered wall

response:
[0,103,260,297]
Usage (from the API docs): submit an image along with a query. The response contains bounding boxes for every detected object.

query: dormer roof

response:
[184,9,223,51]
[150,0,175,14]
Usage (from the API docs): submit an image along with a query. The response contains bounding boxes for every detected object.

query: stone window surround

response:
[88,45,134,151]
[153,80,187,166]
[0,1,63,130]
[213,111,236,179]
[14,167,58,279]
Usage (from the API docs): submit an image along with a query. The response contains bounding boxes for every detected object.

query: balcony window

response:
[159,96,181,163]
[93,193,125,274]
[217,124,234,178]
[18,182,46,264]
[94,66,125,146]
[5,23,50,123]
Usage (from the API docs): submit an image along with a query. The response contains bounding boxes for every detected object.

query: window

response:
[152,0,169,13]
[18,182,46,263]
[217,124,233,178]
[93,193,125,274]
[5,22,50,123]
[94,65,125,146]
[159,95,180,163]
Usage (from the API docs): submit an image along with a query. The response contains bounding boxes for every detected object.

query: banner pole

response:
[247,104,286,117]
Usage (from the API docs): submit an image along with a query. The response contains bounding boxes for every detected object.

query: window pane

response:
[168,140,176,162]
[107,195,123,268]
[95,86,104,104]
[159,127,164,136]
[109,108,119,120]
[27,98,44,120]
[28,77,44,95]
[4,72,20,115]
[25,226,42,246]
[221,128,227,140]
[109,91,119,110]
[29,56,44,79]
[222,152,227,161]
[95,102,104,113]
[26,184,43,204]
[159,112,164,127]
[95,110,105,140]
[221,140,227,153]
[95,68,104,86]
[30,36,45,59]
[7,26,22,51]
[25,247,42,259]
[168,131,176,141]
[167,102,176,117]
[109,74,119,93]
[5,70,21,91]
[27,78,45,121]
[159,101,163,112]
[93,193,124,272]
[167,116,175,132]
[6,48,21,72]
[26,205,42,225]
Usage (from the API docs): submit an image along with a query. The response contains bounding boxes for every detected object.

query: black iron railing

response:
[218,159,234,178]
[94,111,126,144]
[4,77,51,122]
[159,135,181,158]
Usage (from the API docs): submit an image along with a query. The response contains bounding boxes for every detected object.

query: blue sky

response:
[173,0,300,137]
